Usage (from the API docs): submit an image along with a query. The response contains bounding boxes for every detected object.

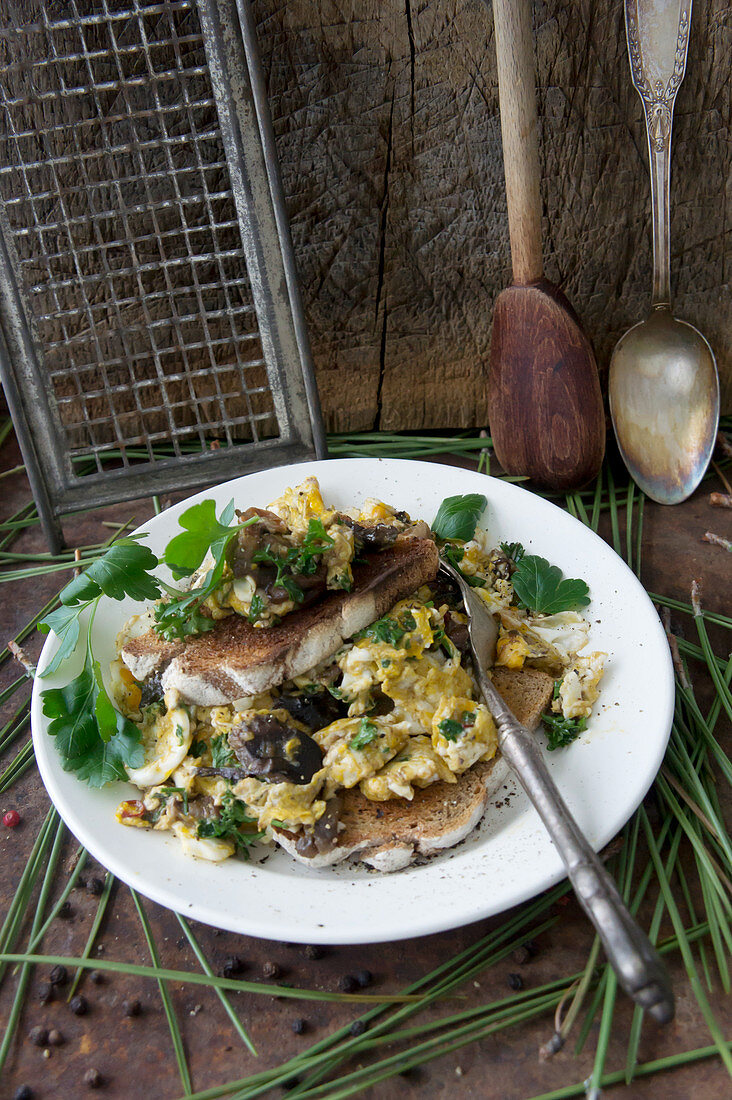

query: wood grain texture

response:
[488,278,605,488]
[253,0,731,427]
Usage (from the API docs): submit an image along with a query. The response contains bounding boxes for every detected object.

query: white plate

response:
[31,459,674,944]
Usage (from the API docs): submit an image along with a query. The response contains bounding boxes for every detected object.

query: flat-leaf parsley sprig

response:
[511,555,590,615]
[38,538,161,786]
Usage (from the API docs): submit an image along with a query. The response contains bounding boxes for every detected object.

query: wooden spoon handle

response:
[493,0,543,285]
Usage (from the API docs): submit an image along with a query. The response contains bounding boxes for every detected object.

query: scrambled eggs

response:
[113,479,605,862]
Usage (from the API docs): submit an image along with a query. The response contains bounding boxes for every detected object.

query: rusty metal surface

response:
[0,437,730,1099]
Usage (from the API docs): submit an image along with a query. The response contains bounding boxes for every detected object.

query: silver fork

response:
[438,559,674,1023]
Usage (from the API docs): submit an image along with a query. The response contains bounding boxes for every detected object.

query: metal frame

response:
[0,0,326,552]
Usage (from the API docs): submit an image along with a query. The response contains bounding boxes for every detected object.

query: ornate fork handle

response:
[625,0,692,307]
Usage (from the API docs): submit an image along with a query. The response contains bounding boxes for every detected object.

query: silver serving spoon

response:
[609,0,719,505]
[439,559,674,1023]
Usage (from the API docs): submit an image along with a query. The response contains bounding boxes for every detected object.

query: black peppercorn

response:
[507,972,524,991]
[221,955,244,978]
[13,1086,34,1100]
[338,974,359,993]
[87,877,104,896]
[38,980,54,1004]
[70,994,89,1016]
[47,1029,65,1047]
[291,1017,307,1035]
[303,944,324,960]
[49,964,68,986]
[84,1068,103,1088]
[123,999,142,1018]
[510,946,531,966]
[281,1077,300,1092]
[262,960,281,980]
[353,969,372,988]
[57,900,73,920]
[349,1020,366,1036]
[28,1026,48,1047]
[89,970,104,985]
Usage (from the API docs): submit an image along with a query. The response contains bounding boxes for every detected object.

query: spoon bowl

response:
[609,307,719,504]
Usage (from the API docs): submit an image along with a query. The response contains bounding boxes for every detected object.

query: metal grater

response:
[0,0,326,551]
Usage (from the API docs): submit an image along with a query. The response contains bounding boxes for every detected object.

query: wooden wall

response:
[253,0,731,429]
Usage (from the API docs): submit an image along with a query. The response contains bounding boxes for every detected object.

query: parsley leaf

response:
[210,733,237,768]
[437,717,463,741]
[38,604,83,677]
[542,712,587,751]
[500,541,525,564]
[442,544,487,588]
[197,793,263,855]
[349,717,379,750]
[156,786,189,813]
[60,538,161,604]
[42,651,143,787]
[163,499,238,579]
[511,555,590,615]
[431,494,487,542]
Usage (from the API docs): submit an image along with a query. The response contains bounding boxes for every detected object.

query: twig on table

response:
[661,607,691,693]
[709,491,732,509]
[702,531,732,553]
[716,431,732,461]
[73,548,82,577]
[8,641,36,678]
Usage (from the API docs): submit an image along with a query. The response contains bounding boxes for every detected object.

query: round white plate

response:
[31,459,674,944]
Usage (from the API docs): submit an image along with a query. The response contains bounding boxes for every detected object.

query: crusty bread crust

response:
[121,538,439,704]
[275,666,555,871]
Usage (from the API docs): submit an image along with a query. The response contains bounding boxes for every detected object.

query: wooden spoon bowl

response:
[488,279,606,491]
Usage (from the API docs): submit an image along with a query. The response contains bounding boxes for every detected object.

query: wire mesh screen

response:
[0,0,324,547]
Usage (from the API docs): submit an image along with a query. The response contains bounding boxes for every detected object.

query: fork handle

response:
[477,669,674,1024]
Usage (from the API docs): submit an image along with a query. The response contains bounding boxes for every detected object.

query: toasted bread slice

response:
[275,666,554,871]
[121,538,439,706]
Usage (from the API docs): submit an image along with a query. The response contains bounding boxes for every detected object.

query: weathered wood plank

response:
[255,0,731,427]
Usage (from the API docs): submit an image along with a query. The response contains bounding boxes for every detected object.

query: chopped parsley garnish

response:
[210,733,237,769]
[438,718,464,742]
[354,610,418,647]
[349,717,380,750]
[512,555,590,615]
[542,712,587,751]
[252,517,335,600]
[196,794,264,855]
[247,593,265,624]
[500,541,525,564]
[442,544,487,588]
[188,739,208,759]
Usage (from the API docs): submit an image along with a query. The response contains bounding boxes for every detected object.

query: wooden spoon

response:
[487,0,605,491]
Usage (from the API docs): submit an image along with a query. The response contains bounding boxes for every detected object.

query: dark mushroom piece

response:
[140,673,164,708]
[277,796,343,857]
[277,690,344,731]
[228,714,323,785]
[335,515,400,551]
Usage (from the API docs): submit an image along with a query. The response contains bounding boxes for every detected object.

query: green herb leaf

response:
[41,653,143,787]
[37,604,82,676]
[438,718,464,742]
[500,541,525,564]
[197,793,263,855]
[441,545,487,589]
[210,733,236,769]
[349,717,379,750]
[153,589,217,642]
[431,494,487,542]
[542,712,587,751]
[163,499,238,580]
[61,539,160,604]
[511,555,590,615]
[157,786,189,814]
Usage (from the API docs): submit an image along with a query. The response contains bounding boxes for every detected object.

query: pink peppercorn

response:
[3,810,21,828]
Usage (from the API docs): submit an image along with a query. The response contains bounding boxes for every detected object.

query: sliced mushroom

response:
[288,795,343,857]
[276,690,344,731]
[228,714,323,784]
[336,515,400,550]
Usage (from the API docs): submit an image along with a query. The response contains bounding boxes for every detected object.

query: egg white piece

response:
[126,706,193,788]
